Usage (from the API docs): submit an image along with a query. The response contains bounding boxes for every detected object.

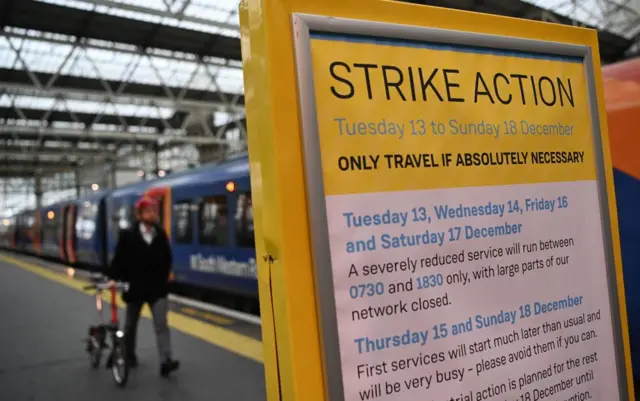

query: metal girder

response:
[0,144,114,159]
[2,30,243,71]
[2,83,236,113]
[0,158,78,167]
[0,125,236,145]
[73,0,240,32]
[0,11,247,162]
[0,171,41,179]
[0,135,135,147]
[0,164,74,175]
[0,70,245,113]
[1,0,242,61]
[0,0,249,209]
[0,107,190,132]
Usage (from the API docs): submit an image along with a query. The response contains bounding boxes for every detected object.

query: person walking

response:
[107,195,180,377]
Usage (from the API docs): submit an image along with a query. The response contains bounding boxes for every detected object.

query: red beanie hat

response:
[135,196,158,210]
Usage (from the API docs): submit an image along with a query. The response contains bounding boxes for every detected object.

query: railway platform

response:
[0,252,266,401]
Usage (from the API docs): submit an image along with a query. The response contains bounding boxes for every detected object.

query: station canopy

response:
[0,0,637,212]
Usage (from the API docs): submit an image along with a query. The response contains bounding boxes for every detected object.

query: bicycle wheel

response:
[110,340,129,387]
[87,335,102,369]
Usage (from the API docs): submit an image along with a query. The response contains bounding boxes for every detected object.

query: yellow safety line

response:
[0,253,264,364]
[180,307,234,326]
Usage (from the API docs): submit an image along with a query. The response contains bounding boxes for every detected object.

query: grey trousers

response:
[124,297,172,362]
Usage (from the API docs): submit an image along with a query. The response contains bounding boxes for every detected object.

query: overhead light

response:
[47,211,55,220]
[158,170,166,177]
[136,170,144,177]
[226,181,235,192]
[2,219,8,226]
[91,184,99,191]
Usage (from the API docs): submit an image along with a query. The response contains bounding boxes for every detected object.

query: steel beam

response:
[3,0,242,61]
[0,144,114,158]
[0,165,74,174]
[3,30,243,70]
[0,158,79,168]
[0,106,190,133]
[0,125,237,145]
[1,82,243,113]
[0,172,39,179]
[72,0,240,32]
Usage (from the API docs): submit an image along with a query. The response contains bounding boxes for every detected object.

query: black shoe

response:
[127,355,138,368]
[160,359,180,377]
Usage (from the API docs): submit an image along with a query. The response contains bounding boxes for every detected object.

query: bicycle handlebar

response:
[83,282,129,292]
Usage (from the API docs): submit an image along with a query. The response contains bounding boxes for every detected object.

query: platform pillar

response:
[154,144,160,173]
[34,173,42,211]
[108,160,117,188]
[74,168,81,197]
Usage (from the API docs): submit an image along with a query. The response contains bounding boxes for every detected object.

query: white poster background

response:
[325,180,620,401]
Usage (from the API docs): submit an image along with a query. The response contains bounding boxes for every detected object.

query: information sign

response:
[290,14,631,401]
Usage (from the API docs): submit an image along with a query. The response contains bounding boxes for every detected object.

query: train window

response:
[76,202,98,240]
[112,204,131,242]
[118,205,131,230]
[51,212,59,242]
[41,211,58,244]
[235,192,254,248]
[198,196,229,246]
[173,201,193,244]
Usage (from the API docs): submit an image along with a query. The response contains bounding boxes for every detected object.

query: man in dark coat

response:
[107,195,180,377]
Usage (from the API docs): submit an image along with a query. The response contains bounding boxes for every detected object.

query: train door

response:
[144,186,171,238]
[98,198,108,268]
[64,204,77,264]
[10,217,16,248]
[34,210,41,255]
[14,214,22,250]
[59,206,66,260]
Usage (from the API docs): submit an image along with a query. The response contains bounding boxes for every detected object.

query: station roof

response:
[1,0,242,61]
[403,0,637,64]
[0,0,246,181]
[0,67,245,110]
[0,0,638,213]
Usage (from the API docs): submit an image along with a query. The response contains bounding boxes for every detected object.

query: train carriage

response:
[39,203,63,260]
[0,216,15,248]
[13,209,39,254]
[142,156,257,299]
[603,56,640,381]
[73,191,111,271]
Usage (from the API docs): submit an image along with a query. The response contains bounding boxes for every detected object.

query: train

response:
[602,56,640,383]
[0,153,257,310]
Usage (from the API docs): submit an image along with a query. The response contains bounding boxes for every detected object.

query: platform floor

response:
[0,252,267,401]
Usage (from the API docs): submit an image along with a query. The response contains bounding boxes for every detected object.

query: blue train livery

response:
[5,154,256,301]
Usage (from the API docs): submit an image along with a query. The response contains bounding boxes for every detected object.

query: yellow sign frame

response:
[239,1,634,400]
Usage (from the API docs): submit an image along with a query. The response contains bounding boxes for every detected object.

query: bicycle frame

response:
[93,286,120,327]
[85,280,129,387]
